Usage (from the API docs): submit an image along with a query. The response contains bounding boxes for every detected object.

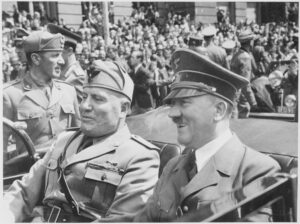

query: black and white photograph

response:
[1,1,298,222]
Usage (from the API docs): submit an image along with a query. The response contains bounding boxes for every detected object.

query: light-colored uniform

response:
[4,125,160,222]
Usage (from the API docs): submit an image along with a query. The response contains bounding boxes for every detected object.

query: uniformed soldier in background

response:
[202,26,229,69]
[4,60,160,222]
[3,31,80,155]
[135,49,280,222]
[222,39,236,67]
[231,29,258,118]
[13,28,30,80]
[188,34,208,57]
[47,23,86,103]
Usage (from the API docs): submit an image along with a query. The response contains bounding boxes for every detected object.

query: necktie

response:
[188,150,198,181]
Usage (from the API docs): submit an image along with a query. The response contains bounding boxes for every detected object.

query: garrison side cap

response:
[23,31,65,53]
[164,48,249,105]
[84,60,134,102]
[16,28,30,38]
[14,28,30,47]
[47,23,82,45]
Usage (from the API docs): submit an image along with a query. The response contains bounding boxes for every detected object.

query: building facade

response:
[2,1,297,30]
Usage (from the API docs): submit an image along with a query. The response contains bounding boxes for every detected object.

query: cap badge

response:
[173,56,180,69]
[60,35,65,48]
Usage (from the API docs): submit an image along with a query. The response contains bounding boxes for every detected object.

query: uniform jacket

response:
[135,134,280,222]
[131,65,155,109]
[206,44,229,69]
[61,61,86,103]
[4,125,160,222]
[3,74,80,149]
[230,48,257,107]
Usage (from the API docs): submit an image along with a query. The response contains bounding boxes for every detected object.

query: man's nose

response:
[58,55,65,65]
[80,97,92,111]
[168,104,181,119]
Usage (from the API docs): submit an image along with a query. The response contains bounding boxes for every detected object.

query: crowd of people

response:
[2,3,299,117]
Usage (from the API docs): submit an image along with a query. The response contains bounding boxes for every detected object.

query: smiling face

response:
[80,87,125,137]
[168,94,216,149]
[38,51,64,80]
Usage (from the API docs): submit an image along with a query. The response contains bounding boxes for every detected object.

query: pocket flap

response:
[85,164,123,186]
[17,109,43,120]
[47,158,58,170]
[61,104,75,114]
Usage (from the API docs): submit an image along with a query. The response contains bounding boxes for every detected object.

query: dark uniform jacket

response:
[206,43,229,69]
[135,134,280,222]
[61,61,86,103]
[3,74,80,150]
[231,48,257,110]
[4,125,160,222]
[131,65,155,109]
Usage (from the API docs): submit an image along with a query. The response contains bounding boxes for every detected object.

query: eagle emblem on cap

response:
[173,56,180,70]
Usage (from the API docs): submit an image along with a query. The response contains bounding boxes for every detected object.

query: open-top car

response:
[3,105,298,221]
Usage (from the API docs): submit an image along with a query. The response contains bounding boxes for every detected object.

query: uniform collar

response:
[194,129,232,172]
[22,73,53,90]
[64,125,132,167]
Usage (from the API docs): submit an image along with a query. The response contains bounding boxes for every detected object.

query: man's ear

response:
[214,101,227,122]
[31,53,41,66]
[66,46,74,55]
[120,101,130,118]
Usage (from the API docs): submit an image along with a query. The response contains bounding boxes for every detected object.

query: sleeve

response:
[70,86,81,127]
[241,149,281,222]
[3,91,14,158]
[99,147,160,222]
[65,69,85,103]
[3,145,54,222]
[238,54,252,81]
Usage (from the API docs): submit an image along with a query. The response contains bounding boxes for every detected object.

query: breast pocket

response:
[59,104,75,128]
[17,109,44,130]
[84,162,124,215]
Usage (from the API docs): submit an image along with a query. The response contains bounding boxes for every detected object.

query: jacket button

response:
[101,174,107,181]
[183,205,189,212]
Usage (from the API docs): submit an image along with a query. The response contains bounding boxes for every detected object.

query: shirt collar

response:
[195,129,232,172]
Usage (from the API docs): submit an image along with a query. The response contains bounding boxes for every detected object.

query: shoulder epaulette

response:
[53,79,74,87]
[3,79,21,89]
[54,79,70,84]
[65,127,81,132]
[131,135,159,150]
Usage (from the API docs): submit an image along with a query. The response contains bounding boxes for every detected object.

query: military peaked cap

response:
[222,40,236,50]
[85,60,134,102]
[164,49,249,105]
[188,35,203,46]
[47,23,82,46]
[202,26,217,37]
